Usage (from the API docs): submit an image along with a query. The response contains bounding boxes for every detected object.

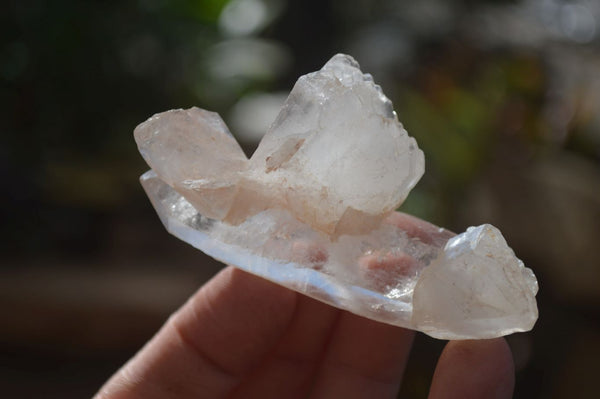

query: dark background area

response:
[2,0,600,397]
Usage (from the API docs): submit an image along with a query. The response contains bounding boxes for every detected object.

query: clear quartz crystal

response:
[134,54,538,339]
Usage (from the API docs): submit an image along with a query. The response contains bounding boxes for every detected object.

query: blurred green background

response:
[2,0,600,397]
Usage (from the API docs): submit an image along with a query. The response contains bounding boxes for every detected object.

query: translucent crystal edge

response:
[140,170,537,339]
[141,171,415,314]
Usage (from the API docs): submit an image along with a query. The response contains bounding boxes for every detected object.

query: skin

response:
[96,213,515,399]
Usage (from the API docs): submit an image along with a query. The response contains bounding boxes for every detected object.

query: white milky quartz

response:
[134,54,538,339]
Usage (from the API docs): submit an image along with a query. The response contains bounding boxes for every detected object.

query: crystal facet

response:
[134,54,538,339]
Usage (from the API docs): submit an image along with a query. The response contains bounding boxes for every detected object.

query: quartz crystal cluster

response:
[135,54,538,339]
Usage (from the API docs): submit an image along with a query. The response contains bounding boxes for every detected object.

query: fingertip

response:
[429,338,515,399]
[384,212,454,245]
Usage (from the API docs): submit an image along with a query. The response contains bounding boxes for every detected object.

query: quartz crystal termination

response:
[136,54,424,236]
[134,54,539,339]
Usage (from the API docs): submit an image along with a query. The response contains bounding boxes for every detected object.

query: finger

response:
[96,267,297,399]
[358,250,418,292]
[384,212,455,244]
[307,213,442,398]
[291,239,328,270]
[231,239,335,397]
[310,312,415,399]
[230,295,340,399]
[428,338,515,399]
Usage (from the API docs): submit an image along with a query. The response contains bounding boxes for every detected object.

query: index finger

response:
[96,267,297,399]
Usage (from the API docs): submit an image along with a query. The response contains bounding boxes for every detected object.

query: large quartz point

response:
[134,54,538,339]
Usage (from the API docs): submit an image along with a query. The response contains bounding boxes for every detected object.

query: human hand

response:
[96,213,515,399]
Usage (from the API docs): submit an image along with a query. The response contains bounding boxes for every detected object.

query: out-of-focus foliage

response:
[2,0,600,398]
